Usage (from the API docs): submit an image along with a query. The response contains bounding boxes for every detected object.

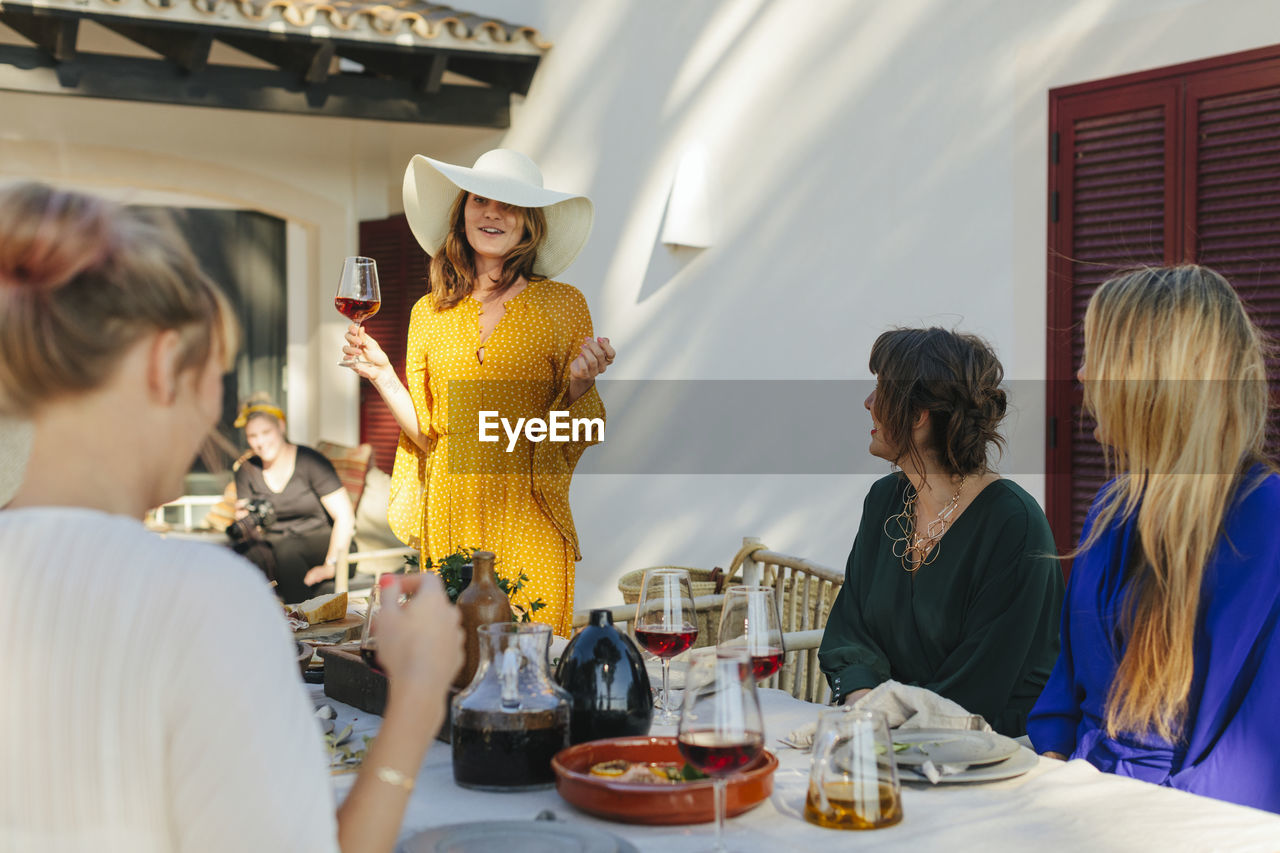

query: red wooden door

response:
[358,215,428,472]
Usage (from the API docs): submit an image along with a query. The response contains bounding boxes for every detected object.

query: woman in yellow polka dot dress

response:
[345,149,612,635]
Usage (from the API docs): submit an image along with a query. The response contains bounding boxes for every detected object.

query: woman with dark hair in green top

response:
[818,328,1063,736]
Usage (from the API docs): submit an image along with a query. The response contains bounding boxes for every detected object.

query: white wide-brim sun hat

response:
[402,148,594,279]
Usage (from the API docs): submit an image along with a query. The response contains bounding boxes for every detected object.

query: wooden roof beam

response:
[420,53,447,95]
[447,54,537,96]
[0,43,511,126]
[215,34,336,85]
[98,21,212,74]
[329,46,454,96]
[0,10,78,62]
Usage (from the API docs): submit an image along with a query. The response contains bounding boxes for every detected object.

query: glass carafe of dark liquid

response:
[451,622,571,791]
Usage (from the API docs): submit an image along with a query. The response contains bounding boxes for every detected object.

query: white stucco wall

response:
[4,0,1278,613]
[456,0,1280,609]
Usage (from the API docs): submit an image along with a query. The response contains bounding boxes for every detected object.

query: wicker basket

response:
[617,566,730,649]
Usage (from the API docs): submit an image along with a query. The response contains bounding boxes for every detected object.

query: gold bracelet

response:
[374,766,415,792]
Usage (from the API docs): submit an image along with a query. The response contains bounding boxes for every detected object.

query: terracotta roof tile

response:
[19,0,550,52]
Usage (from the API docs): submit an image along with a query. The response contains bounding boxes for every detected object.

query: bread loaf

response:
[290,591,348,625]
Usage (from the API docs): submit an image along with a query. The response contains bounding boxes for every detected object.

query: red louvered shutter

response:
[1047,46,1280,561]
[1186,74,1280,459]
[358,215,428,472]
[1047,87,1176,558]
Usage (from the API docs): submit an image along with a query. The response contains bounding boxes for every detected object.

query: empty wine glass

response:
[358,574,402,674]
[335,256,381,368]
[634,568,698,725]
[717,586,786,684]
[357,575,386,673]
[678,651,765,852]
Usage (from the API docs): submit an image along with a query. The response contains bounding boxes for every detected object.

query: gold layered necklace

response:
[884,476,966,573]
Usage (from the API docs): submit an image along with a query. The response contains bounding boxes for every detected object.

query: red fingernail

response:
[378,574,397,589]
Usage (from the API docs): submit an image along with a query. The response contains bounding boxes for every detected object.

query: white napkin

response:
[917,759,971,783]
[779,680,991,751]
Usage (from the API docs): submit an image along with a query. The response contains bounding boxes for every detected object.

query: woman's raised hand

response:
[570,336,615,383]
[372,573,463,700]
[343,323,392,380]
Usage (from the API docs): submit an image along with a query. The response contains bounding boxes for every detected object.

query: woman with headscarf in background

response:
[233,392,355,603]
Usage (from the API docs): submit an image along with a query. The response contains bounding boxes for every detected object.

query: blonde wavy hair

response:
[1079,264,1272,741]
[428,190,547,311]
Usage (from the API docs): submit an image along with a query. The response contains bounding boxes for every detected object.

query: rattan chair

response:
[572,538,844,704]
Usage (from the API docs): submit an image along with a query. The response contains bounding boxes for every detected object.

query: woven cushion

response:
[315,440,373,511]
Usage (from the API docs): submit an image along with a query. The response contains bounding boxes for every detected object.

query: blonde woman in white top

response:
[0,181,462,853]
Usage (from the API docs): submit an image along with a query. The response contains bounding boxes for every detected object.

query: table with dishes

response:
[307,682,1280,852]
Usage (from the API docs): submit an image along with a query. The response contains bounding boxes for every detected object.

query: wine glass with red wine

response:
[678,652,765,853]
[634,568,698,726]
[717,586,786,683]
[335,256,381,368]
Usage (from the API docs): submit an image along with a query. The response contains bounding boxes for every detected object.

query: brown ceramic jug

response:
[452,550,511,689]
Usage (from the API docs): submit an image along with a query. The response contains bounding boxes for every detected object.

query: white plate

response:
[897,745,1040,784]
[401,821,639,853]
[892,729,1021,767]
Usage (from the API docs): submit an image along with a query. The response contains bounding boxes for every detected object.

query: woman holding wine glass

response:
[343,149,614,635]
[0,181,463,852]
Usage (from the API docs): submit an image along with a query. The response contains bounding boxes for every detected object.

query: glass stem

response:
[661,657,671,711]
[714,776,727,852]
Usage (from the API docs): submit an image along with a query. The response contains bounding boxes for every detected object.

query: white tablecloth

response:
[309,686,1280,852]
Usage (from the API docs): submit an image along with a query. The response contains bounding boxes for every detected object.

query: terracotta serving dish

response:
[552,736,777,825]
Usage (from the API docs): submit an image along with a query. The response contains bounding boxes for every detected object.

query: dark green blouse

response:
[818,474,1063,736]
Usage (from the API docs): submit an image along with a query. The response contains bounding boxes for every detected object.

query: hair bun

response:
[868,327,1008,477]
[0,185,114,295]
[0,181,232,418]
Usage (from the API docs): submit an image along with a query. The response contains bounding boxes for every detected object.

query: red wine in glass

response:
[634,568,698,726]
[635,625,698,659]
[749,648,784,681]
[678,730,764,776]
[335,297,381,324]
[679,654,765,852]
[718,586,786,683]
[336,256,381,368]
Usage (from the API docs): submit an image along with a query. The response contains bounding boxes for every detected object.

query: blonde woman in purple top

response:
[1028,265,1280,813]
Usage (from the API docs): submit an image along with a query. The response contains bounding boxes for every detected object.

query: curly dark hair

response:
[867,327,1007,478]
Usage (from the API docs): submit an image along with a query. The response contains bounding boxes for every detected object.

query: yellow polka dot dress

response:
[387,280,605,635]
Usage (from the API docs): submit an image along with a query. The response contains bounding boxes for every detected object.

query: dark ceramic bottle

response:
[555,609,654,743]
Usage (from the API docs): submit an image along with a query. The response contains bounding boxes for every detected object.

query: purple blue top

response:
[1027,467,1280,813]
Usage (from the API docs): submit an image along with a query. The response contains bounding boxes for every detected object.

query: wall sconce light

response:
[660,145,714,249]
